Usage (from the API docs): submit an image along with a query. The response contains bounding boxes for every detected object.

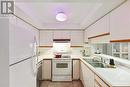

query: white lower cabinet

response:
[80,61,109,87]
[42,59,52,80]
[94,75,109,87]
[80,62,94,87]
[73,60,80,80]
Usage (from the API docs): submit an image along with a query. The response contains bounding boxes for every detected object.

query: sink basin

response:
[88,62,105,68]
[84,59,100,63]
[83,59,105,68]
[83,59,116,68]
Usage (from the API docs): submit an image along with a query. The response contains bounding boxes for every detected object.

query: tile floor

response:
[40,80,84,87]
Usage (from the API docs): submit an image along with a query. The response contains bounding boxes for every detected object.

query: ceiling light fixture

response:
[56,12,67,21]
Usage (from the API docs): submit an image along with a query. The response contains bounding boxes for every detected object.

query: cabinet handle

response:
[95,79,102,87]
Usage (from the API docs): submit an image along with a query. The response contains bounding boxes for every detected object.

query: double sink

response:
[84,58,107,68]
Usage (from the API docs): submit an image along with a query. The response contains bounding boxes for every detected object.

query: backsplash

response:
[95,54,130,71]
[86,43,130,60]
[38,47,83,58]
[38,47,54,57]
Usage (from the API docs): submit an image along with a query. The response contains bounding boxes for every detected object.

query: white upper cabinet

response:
[40,30,83,46]
[71,31,83,46]
[53,31,70,39]
[40,31,53,46]
[86,14,110,38]
[110,0,130,41]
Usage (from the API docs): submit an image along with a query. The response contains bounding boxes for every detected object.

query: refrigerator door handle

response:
[31,56,37,77]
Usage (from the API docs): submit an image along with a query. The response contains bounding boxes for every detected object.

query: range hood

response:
[53,39,70,43]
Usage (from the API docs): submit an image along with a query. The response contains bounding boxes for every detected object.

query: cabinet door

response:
[87,15,109,38]
[110,0,130,41]
[53,31,70,39]
[73,60,80,80]
[95,75,109,87]
[80,62,94,87]
[71,31,83,46]
[40,31,53,46]
[42,60,52,80]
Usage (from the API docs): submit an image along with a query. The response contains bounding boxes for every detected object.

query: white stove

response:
[52,59,72,81]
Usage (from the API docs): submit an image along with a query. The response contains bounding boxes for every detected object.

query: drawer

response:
[94,75,109,87]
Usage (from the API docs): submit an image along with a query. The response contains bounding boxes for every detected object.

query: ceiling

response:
[14,0,126,30]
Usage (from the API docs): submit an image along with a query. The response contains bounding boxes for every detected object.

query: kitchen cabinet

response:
[112,43,129,59]
[80,62,94,87]
[88,35,110,43]
[39,30,83,46]
[110,0,130,41]
[72,59,80,80]
[86,15,109,38]
[42,59,52,80]
[40,31,53,46]
[71,31,83,46]
[94,75,109,87]
[80,61,110,87]
[53,31,70,39]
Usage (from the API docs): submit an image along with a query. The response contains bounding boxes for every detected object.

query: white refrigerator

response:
[9,18,38,87]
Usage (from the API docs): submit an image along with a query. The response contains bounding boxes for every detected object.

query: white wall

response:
[0,17,9,87]
[38,47,82,59]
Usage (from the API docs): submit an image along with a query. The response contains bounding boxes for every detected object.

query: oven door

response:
[52,59,72,75]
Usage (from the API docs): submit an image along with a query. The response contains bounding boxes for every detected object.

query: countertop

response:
[38,54,130,87]
[96,68,130,87]
[94,54,130,68]
[38,54,82,62]
[81,58,130,87]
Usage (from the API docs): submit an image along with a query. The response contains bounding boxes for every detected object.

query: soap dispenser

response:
[109,59,115,65]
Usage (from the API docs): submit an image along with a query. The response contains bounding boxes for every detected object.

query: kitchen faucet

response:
[94,56,106,63]
[93,56,106,64]
[101,57,107,64]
